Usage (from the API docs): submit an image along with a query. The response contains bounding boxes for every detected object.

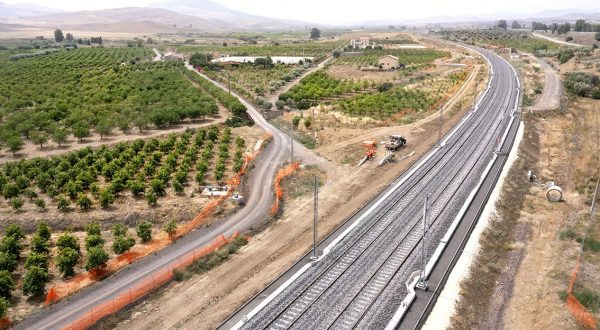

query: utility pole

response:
[310,175,319,261]
[290,120,294,164]
[227,72,231,94]
[437,106,444,147]
[417,194,430,290]
[495,113,505,155]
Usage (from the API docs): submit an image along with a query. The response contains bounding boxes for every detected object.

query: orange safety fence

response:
[0,317,11,330]
[45,133,272,306]
[270,162,300,216]
[566,255,598,329]
[63,232,242,330]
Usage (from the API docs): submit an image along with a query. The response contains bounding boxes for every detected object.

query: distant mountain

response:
[149,0,309,29]
[0,1,61,17]
[1,7,233,31]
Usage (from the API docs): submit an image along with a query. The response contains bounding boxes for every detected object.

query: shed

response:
[378,55,399,70]
[163,51,184,61]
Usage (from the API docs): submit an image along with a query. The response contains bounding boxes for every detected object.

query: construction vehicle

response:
[385,135,407,151]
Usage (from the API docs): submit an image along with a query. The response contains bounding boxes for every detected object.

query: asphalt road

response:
[16,64,302,330]
[226,46,520,330]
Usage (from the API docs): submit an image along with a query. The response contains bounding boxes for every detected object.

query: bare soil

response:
[504,98,600,329]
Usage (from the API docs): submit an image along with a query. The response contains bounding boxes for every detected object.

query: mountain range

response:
[0,0,598,33]
[0,0,310,32]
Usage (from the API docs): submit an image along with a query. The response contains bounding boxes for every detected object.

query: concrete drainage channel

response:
[219,44,521,330]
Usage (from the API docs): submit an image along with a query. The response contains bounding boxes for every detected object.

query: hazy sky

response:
[4,0,600,23]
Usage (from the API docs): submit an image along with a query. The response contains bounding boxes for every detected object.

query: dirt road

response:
[529,56,562,111]
[532,32,583,47]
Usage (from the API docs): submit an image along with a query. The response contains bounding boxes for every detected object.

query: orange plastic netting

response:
[63,232,241,330]
[270,162,300,216]
[566,256,598,329]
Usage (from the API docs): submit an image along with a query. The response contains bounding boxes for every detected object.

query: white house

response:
[163,51,184,61]
[350,37,372,49]
[378,55,399,70]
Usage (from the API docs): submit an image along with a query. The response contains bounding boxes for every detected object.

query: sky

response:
[4,0,600,24]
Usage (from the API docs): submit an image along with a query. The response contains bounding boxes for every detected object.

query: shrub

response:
[35,198,46,210]
[76,194,92,211]
[85,246,109,270]
[85,234,104,250]
[10,197,23,210]
[146,190,157,206]
[136,221,152,242]
[164,219,177,238]
[56,232,80,253]
[5,224,24,240]
[36,222,51,241]
[56,247,79,277]
[86,222,101,236]
[0,236,22,258]
[0,252,17,272]
[30,234,50,254]
[24,252,49,270]
[57,195,70,210]
[0,270,14,298]
[22,265,48,296]
[111,224,127,237]
[0,297,8,318]
[112,236,135,255]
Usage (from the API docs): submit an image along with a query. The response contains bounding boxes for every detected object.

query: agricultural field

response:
[278,70,375,109]
[203,62,311,104]
[0,126,247,215]
[436,29,561,53]
[176,40,345,58]
[0,47,225,157]
[333,48,449,70]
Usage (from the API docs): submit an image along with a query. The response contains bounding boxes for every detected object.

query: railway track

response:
[231,47,519,330]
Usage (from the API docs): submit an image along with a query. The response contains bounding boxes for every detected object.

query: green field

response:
[0,126,245,212]
[333,48,449,67]
[0,47,222,154]
[176,40,345,58]
[203,63,310,102]
[278,70,373,108]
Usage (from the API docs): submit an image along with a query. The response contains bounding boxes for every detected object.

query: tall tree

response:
[65,33,74,42]
[497,20,508,30]
[54,29,64,43]
[511,20,520,29]
[310,28,321,39]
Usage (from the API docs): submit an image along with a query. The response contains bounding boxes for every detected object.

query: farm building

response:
[163,51,184,61]
[350,37,373,49]
[378,55,399,70]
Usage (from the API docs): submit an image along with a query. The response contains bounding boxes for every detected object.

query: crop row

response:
[278,70,374,108]
[176,40,345,57]
[333,48,449,67]
[0,126,246,212]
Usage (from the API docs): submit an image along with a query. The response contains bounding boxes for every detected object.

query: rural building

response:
[163,51,184,61]
[350,37,372,49]
[378,55,399,70]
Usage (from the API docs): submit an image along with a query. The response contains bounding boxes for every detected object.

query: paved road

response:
[16,63,318,330]
[226,46,520,330]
